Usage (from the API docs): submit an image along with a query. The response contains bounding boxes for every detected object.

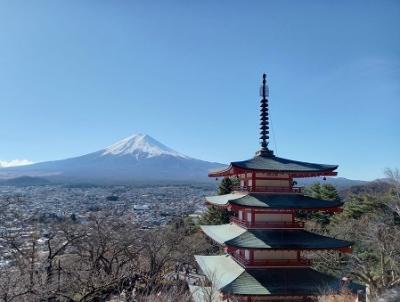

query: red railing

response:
[232,186,304,193]
[230,216,304,229]
[233,254,311,267]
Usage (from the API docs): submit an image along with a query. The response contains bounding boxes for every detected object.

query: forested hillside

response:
[306,169,400,301]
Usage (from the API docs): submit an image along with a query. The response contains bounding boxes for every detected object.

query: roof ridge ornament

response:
[256,73,274,157]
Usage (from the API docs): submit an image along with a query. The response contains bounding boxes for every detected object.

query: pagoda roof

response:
[205,193,343,210]
[209,155,338,177]
[195,255,245,290]
[201,224,351,250]
[195,255,364,296]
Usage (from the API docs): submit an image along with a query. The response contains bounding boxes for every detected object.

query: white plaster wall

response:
[255,213,292,222]
[246,212,252,222]
[256,179,290,187]
[244,250,250,260]
[255,173,289,178]
[254,250,297,260]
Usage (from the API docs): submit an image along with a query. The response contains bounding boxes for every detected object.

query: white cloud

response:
[0,159,34,168]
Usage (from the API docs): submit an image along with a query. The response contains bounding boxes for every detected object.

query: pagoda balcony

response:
[232,254,311,268]
[230,217,305,229]
[232,185,304,194]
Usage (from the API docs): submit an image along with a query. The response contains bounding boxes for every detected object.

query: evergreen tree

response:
[305,183,322,199]
[199,205,230,225]
[320,184,340,201]
[301,182,341,226]
[305,183,339,201]
[218,177,233,195]
[338,194,384,220]
[199,178,235,225]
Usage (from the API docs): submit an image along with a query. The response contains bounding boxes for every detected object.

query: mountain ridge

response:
[0,134,223,183]
[0,134,371,188]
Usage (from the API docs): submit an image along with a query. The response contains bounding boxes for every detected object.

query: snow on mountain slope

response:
[0,133,223,183]
[101,133,188,159]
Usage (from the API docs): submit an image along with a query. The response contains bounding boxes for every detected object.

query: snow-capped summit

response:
[0,133,224,183]
[101,133,189,159]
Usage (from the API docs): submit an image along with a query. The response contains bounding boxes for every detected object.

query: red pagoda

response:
[190,74,363,302]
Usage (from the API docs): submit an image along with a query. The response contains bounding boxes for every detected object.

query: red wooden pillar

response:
[252,171,256,191]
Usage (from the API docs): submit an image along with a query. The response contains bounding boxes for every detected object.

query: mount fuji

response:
[0,134,224,184]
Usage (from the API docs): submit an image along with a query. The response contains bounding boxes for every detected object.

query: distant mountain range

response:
[0,176,51,186]
[0,134,223,184]
[295,177,367,191]
[0,133,370,188]
[338,179,393,198]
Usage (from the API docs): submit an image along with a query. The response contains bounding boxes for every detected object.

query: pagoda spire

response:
[257,73,274,157]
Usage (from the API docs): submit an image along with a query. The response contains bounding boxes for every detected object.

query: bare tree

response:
[374,287,400,302]
[188,270,223,302]
[0,196,212,302]
[316,195,400,299]
[385,168,400,216]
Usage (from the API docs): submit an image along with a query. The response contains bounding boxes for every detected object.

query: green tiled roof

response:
[201,224,352,250]
[195,255,245,289]
[223,267,364,296]
[201,224,246,245]
[205,193,245,206]
[210,155,338,175]
[205,193,343,209]
[195,255,364,296]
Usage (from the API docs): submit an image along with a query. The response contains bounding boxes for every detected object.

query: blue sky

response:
[0,1,399,180]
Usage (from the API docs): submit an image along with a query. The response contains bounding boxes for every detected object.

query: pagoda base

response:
[193,255,364,301]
